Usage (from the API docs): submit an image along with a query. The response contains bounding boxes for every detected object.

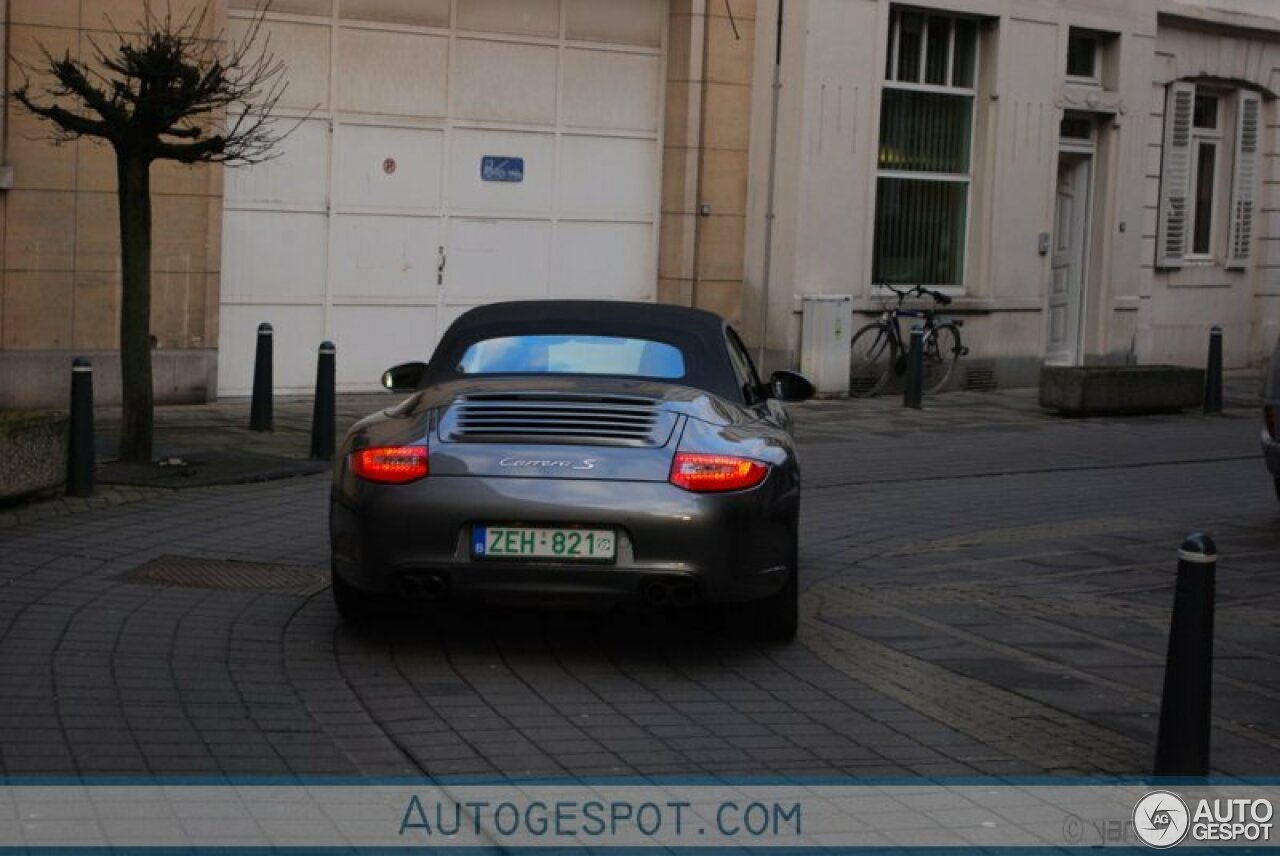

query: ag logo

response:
[1134,791,1190,848]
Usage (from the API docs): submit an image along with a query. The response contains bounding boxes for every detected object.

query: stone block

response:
[698,149,749,216]
[0,409,67,500]
[707,13,755,85]
[695,213,746,280]
[703,82,751,151]
[1040,365,1205,415]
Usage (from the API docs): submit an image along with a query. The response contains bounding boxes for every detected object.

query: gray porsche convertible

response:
[329,300,814,640]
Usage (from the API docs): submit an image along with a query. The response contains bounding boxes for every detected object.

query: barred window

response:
[874,8,979,286]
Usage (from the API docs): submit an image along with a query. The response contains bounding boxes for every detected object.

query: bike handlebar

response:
[882,283,953,307]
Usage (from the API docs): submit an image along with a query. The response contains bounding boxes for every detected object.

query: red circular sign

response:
[382,157,396,175]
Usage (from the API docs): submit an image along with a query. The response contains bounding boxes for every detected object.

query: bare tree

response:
[11,3,288,463]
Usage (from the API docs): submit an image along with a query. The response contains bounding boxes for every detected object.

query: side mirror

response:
[769,370,815,402]
[381,361,427,392]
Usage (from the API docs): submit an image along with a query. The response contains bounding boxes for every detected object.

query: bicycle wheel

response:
[849,322,897,397]
[922,322,962,394]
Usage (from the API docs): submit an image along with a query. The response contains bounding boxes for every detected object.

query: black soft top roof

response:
[424,300,742,401]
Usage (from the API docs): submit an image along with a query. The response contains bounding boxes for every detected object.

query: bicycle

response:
[848,284,968,398]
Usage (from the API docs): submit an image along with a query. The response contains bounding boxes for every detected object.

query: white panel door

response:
[218,304,326,398]
[335,125,444,211]
[219,2,666,396]
[446,219,552,301]
[552,222,652,299]
[329,305,439,386]
[556,136,656,218]
[1047,153,1092,365]
[447,129,555,216]
[330,214,442,301]
[224,118,329,208]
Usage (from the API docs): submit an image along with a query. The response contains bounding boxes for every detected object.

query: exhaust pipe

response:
[399,573,449,601]
[420,574,447,599]
[641,579,669,605]
[640,578,698,608]
[669,581,698,608]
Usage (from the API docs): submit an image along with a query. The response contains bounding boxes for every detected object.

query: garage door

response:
[218,0,666,396]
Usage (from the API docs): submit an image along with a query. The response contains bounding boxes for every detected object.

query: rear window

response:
[458,334,685,378]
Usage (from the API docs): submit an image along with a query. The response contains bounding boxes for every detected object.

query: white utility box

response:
[800,294,852,396]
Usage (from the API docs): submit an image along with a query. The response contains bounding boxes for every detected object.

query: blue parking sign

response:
[481,156,524,182]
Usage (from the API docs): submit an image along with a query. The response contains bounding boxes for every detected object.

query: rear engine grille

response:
[442,393,671,446]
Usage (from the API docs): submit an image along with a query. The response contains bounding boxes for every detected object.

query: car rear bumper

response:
[331,474,798,606]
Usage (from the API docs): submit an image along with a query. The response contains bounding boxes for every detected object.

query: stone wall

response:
[0,0,224,407]
[660,0,756,327]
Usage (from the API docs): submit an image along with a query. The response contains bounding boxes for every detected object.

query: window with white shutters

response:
[1158,81,1265,269]
[1157,82,1194,268]
[1227,90,1261,269]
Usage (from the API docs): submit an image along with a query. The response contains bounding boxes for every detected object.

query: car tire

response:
[331,564,382,623]
[735,535,798,643]
[746,566,798,642]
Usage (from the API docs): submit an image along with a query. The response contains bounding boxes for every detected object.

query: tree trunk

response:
[116,152,154,463]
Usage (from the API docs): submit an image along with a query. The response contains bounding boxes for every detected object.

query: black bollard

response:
[310,341,336,460]
[1203,326,1223,415]
[1153,532,1217,777]
[66,357,96,498]
[903,325,924,410]
[249,322,274,432]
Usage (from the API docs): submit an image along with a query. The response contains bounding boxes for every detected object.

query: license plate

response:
[473,526,616,561]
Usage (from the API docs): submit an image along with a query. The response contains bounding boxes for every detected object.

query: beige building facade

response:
[0,0,1277,407]
[746,0,1280,386]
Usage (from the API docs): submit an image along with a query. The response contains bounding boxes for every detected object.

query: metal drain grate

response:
[121,555,328,596]
[962,366,997,391]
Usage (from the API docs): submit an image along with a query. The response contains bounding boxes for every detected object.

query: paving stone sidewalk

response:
[0,374,1275,779]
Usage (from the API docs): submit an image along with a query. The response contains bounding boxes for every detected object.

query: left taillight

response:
[669,452,769,493]
[351,445,429,484]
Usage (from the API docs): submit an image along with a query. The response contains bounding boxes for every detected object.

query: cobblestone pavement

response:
[0,380,1276,778]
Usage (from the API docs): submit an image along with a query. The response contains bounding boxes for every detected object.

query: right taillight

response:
[669,452,768,493]
[1266,406,1276,439]
[351,445,428,484]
